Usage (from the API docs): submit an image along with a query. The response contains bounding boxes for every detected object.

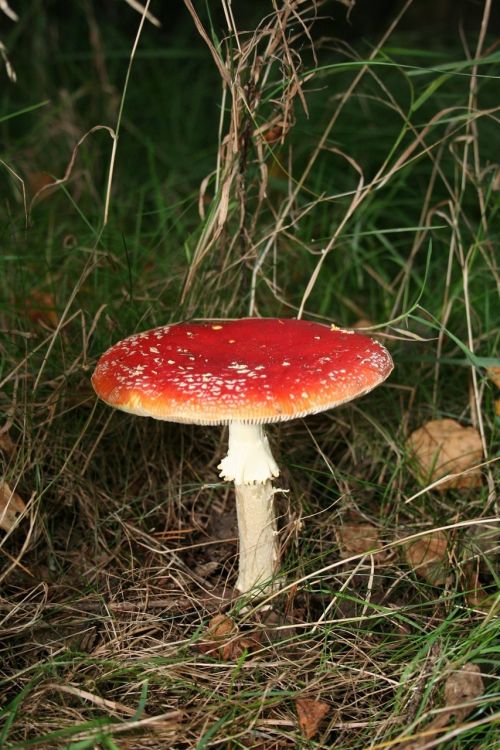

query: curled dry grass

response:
[0,1,499,748]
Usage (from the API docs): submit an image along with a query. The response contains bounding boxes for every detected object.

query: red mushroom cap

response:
[91,318,393,425]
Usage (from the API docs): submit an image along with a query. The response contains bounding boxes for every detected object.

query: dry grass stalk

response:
[0,481,26,532]
[182,0,320,302]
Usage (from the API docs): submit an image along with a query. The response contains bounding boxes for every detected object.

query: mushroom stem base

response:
[235,480,279,595]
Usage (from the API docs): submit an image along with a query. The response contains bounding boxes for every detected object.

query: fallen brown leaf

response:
[486,366,500,388]
[400,663,484,749]
[405,531,449,585]
[0,432,16,457]
[25,291,59,329]
[221,632,261,661]
[198,613,236,651]
[198,614,260,661]
[444,663,484,719]
[263,124,284,145]
[27,170,57,201]
[338,523,380,557]
[407,419,483,490]
[295,698,330,740]
[0,481,26,532]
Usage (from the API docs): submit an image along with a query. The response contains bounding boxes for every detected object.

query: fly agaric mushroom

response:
[91,318,393,595]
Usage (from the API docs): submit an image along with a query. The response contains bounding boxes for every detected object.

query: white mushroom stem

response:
[218,422,280,594]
